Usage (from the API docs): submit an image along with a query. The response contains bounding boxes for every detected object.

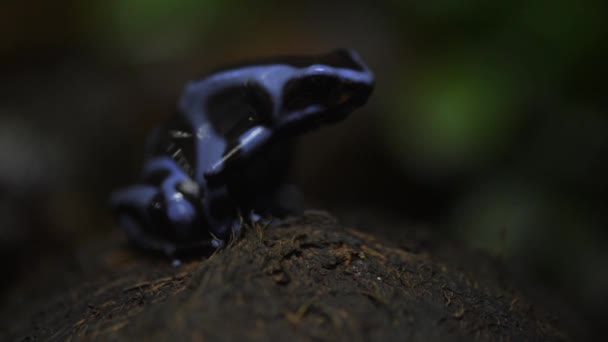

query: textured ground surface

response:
[1,211,579,341]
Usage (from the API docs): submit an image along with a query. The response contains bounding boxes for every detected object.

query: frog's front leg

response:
[141,157,200,234]
[111,157,205,256]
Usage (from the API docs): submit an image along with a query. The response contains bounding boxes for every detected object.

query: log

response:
[1,211,579,341]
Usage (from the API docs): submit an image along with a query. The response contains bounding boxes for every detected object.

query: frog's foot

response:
[249,211,263,223]
[248,211,281,227]
[207,217,242,249]
[210,236,225,249]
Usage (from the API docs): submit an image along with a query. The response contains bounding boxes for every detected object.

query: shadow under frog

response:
[111,49,374,257]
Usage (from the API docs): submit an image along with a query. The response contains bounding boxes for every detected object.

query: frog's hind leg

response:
[246,183,302,225]
[110,185,178,257]
[271,183,302,217]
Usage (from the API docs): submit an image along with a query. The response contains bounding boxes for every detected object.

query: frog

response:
[110,48,374,257]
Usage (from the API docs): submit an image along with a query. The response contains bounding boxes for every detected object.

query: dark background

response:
[1,0,607,336]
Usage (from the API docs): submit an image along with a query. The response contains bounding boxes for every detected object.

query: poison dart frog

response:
[111,49,374,257]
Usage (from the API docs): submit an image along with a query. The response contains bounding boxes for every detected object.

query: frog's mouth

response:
[324,81,374,121]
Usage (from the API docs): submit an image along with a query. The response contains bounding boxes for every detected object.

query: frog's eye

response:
[282,75,341,111]
[206,83,273,141]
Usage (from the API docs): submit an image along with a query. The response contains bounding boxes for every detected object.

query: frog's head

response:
[275,49,374,135]
[201,49,374,176]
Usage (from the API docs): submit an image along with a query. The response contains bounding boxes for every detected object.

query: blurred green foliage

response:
[387,58,520,167]
[85,0,233,60]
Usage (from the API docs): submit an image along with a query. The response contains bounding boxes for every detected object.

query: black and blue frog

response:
[111,49,374,257]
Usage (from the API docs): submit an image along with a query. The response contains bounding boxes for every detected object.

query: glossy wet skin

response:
[111,49,374,256]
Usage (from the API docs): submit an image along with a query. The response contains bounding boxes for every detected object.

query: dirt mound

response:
[1,211,576,341]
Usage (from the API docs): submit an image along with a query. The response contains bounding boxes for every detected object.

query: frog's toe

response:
[249,211,278,226]
[232,218,244,236]
[211,237,225,249]
[249,211,262,223]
